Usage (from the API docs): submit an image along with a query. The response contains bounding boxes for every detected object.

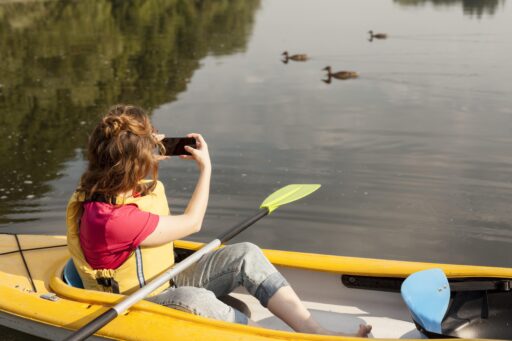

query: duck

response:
[323,66,358,80]
[368,30,388,41]
[281,51,308,63]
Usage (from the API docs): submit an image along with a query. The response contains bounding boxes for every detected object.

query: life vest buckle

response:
[96,277,120,293]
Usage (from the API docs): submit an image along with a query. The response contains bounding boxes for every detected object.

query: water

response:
[1,0,512,270]
[0,325,46,340]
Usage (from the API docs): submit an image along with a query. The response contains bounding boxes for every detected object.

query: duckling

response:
[282,51,308,63]
[323,66,358,80]
[368,30,388,41]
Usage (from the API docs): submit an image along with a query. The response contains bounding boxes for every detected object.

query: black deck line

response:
[13,234,37,293]
[0,243,67,256]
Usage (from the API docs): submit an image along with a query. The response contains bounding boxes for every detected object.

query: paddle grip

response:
[218,208,268,243]
[63,308,118,341]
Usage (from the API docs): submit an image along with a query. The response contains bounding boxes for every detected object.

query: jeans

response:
[146,242,288,324]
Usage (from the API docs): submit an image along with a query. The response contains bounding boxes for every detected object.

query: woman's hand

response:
[143,133,211,246]
[180,133,211,172]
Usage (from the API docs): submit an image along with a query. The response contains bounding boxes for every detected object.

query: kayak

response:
[1,233,511,340]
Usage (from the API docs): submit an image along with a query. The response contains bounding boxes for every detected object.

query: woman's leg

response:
[267,286,372,337]
[174,242,286,305]
[174,242,371,336]
[147,243,270,326]
[147,286,249,325]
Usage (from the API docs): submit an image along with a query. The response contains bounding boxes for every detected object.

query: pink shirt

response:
[79,202,159,269]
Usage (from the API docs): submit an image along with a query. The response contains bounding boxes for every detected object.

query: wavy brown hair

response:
[78,105,160,202]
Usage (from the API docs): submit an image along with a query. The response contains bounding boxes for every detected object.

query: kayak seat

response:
[63,258,84,289]
[400,268,450,335]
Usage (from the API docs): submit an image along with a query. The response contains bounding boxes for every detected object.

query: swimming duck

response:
[323,66,358,80]
[368,30,388,40]
[282,51,308,63]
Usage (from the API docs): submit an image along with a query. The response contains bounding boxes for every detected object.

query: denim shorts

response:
[146,242,288,324]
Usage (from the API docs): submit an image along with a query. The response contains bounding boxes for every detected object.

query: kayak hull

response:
[1,233,511,340]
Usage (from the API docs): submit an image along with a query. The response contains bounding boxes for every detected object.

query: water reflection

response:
[394,0,506,17]
[0,0,260,224]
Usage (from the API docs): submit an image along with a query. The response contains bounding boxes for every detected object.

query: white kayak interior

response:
[231,266,424,339]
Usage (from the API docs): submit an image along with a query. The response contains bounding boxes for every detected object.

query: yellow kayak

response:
[1,233,511,340]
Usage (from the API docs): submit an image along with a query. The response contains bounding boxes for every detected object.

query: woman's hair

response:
[78,104,160,201]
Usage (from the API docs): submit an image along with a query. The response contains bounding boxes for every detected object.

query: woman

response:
[66,104,371,337]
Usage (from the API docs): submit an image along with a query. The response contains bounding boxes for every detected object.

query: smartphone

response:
[161,137,197,156]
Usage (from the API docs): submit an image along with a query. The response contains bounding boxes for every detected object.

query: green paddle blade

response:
[260,184,321,214]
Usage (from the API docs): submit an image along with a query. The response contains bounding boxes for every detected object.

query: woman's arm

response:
[141,133,211,246]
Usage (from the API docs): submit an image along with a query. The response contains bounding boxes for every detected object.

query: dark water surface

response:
[1,0,512,275]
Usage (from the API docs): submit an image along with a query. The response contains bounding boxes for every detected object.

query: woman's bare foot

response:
[266,286,373,337]
[356,324,372,337]
[324,323,372,337]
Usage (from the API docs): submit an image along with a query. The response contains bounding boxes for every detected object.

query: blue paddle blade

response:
[401,268,450,335]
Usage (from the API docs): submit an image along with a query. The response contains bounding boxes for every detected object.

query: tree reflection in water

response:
[0,0,260,224]
[394,0,505,18]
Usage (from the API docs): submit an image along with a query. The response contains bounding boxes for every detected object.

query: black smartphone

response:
[161,137,197,156]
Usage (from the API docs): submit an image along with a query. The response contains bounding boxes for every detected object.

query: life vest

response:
[66,180,174,296]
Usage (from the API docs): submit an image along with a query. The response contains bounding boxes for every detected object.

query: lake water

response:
[1,0,512,283]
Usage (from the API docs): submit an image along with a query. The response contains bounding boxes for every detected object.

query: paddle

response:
[64,184,320,341]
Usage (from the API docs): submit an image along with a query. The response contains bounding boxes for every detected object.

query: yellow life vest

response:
[66,180,174,296]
